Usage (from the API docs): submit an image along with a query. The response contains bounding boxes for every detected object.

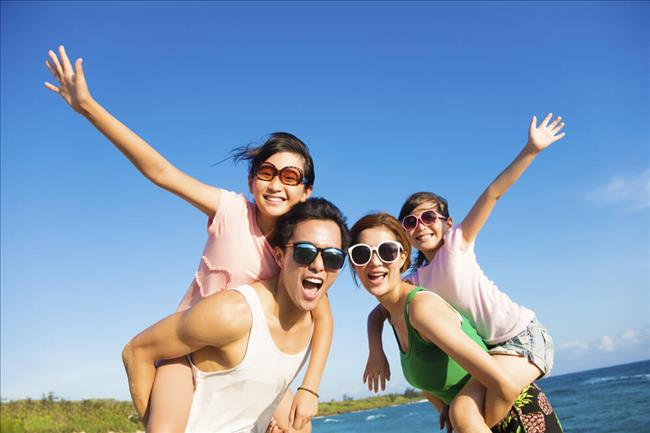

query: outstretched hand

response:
[527,113,566,152]
[363,350,391,393]
[44,45,91,113]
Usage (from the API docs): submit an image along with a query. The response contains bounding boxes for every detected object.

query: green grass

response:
[318,390,425,416]
[1,394,143,433]
[1,389,424,432]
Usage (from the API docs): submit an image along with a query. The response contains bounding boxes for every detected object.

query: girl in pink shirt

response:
[365,113,566,433]
[45,46,328,433]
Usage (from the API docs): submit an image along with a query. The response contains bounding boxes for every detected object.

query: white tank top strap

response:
[230,284,271,360]
[184,284,312,433]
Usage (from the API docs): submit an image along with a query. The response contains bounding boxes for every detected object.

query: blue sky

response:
[1,2,648,402]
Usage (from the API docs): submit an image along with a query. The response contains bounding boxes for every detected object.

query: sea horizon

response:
[313,359,650,432]
[1,358,648,403]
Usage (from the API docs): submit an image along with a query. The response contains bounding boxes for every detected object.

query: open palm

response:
[44,45,91,113]
[528,113,566,152]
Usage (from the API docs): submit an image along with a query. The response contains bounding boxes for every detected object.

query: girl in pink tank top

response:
[365,114,566,433]
[45,46,330,433]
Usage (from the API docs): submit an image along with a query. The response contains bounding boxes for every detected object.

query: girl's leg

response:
[449,378,491,433]
[271,389,312,433]
[450,354,541,433]
[147,357,194,433]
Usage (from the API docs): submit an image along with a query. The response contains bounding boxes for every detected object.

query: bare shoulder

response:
[186,289,252,346]
[408,291,459,329]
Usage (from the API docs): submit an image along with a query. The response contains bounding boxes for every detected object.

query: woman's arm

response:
[363,304,391,392]
[122,291,250,418]
[460,113,565,245]
[45,46,221,216]
[409,293,520,426]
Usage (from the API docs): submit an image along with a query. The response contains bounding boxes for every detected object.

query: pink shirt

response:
[409,225,534,345]
[177,190,279,311]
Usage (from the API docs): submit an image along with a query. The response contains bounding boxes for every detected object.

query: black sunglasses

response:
[287,242,346,271]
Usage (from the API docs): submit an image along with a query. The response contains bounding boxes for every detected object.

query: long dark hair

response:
[270,197,350,251]
[231,132,315,188]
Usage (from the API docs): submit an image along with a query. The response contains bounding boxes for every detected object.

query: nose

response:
[309,251,325,272]
[368,250,383,266]
[267,174,283,191]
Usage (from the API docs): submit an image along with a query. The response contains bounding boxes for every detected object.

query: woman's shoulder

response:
[408,289,463,326]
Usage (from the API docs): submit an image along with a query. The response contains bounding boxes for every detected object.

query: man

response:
[122,198,349,433]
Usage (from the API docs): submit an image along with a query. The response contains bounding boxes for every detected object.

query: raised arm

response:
[409,293,520,426]
[460,113,566,245]
[121,290,250,418]
[44,45,220,216]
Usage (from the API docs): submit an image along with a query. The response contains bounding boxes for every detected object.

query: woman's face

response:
[249,151,313,220]
[352,226,407,299]
[403,202,452,256]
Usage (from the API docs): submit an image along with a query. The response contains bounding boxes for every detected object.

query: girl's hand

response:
[526,113,566,153]
[265,417,288,433]
[288,389,317,430]
[44,45,92,113]
[439,404,453,433]
[363,349,391,393]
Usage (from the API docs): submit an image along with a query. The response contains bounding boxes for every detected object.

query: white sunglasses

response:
[347,241,403,266]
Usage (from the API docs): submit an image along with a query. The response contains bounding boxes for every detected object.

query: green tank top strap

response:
[398,286,486,405]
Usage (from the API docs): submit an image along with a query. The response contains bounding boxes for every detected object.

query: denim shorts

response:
[487,317,554,377]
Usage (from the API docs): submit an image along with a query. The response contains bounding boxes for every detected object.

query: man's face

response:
[275,219,343,311]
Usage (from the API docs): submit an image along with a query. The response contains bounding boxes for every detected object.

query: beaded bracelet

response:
[297,386,319,399]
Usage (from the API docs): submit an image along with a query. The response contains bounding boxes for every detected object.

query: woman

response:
[349,213,563,432]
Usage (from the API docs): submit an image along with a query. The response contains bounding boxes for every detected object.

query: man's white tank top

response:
[184,284,312,433]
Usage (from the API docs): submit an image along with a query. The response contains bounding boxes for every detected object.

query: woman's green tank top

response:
[394,287,487,404]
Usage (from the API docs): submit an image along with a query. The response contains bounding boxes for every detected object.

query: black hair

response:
[398,191,450,271]
[270,197,350,251]
[231,132,315,188]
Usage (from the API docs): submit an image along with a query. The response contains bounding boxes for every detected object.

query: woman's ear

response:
[248,175,254,194]
[399,250,408,271]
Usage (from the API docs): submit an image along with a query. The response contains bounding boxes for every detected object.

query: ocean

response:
[312,360,650,432]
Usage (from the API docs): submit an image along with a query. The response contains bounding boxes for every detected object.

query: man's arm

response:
[122,290,251,418]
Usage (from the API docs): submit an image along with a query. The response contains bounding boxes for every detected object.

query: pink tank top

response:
[409,225,535,345]
[177,190,279,311]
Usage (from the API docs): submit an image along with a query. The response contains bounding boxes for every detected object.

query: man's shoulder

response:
[192,288,253,345]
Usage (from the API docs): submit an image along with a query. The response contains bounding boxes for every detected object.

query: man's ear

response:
[274,246,285,269]
[446,217,454,229]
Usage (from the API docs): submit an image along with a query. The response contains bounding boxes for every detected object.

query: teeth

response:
[266,196,284,202]
[305,277,323,284]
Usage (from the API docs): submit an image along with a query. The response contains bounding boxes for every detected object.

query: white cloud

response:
[587,169,650,211]
[557,326,650,355]
[556,340,589,353]
[598,335,615,352]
